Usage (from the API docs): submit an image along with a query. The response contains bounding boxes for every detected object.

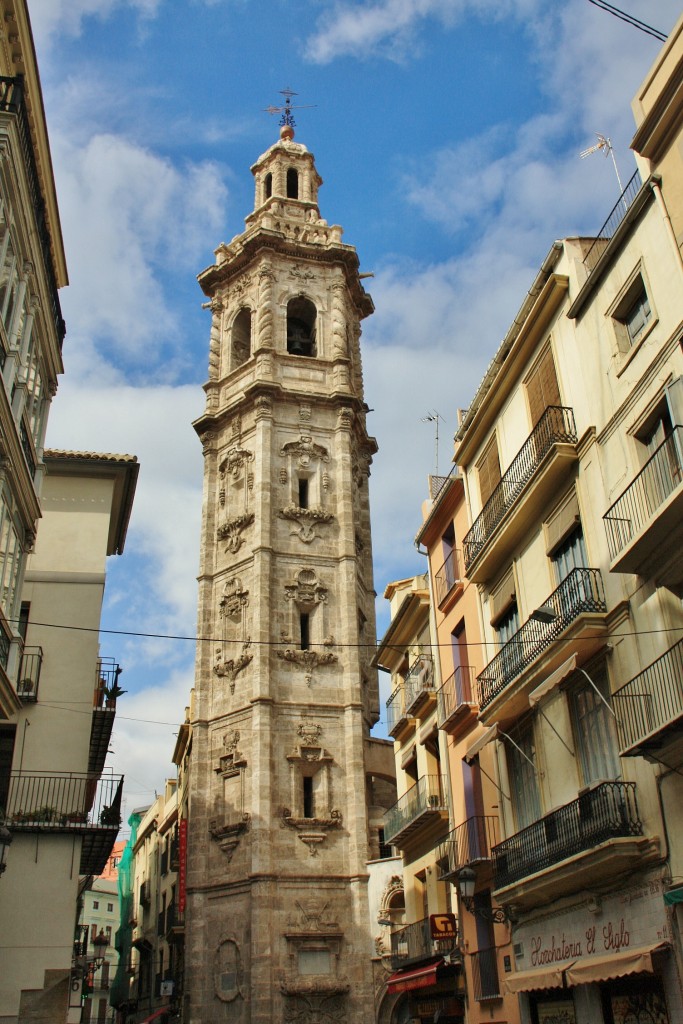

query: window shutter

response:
[545,492,580,555]
[476,436,501,505]
[490,566,516,625]
[526,345,561,426]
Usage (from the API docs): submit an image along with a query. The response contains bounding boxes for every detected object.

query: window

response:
[298,478,309,508]
[623,287,652,345]
[569,662,619,785]
[609,268,655,353]
[286,296,317,356]
[231,308,252,370]
[635,397,680,511]
[107,903,113,913]
[264,172,272,199]
[286,168,299,199]
[93,901,99,910]
[505,718,541,830]
[300,612,310,650]
[551,525,587,583]
[476,435,501,506]
[525,344,561,426]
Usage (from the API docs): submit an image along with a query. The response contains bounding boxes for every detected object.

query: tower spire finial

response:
[263,87,316,141]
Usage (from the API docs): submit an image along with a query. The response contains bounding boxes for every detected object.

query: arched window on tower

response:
[232,308,252,369]
[264,172,273,199]
[286,167,299,199]
[287,297,317,357]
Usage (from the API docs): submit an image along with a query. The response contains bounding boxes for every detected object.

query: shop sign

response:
[537,1000,576,1024]
[430,913,457,940]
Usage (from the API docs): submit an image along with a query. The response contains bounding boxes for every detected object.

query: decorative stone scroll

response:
[278,504,335,544]
[217,446,254,553]
[213,641,252,694]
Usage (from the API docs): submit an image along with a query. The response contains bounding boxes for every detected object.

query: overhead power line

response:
[586,0,667,42]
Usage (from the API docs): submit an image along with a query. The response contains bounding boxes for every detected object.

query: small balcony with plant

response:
[436,665,478,738]
[477,567,608,724]
[16,645,43,702]
[90,657,124,775]
[383,774,448,848]
[463,407,579,584]
[613,637,683,761]
[603,426,683,588]
[436,815,499,883]
[491,781,657,910]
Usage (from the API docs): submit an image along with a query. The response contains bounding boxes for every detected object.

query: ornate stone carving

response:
[214,937,245,1001]
[280,435,329,468]
[232,272,253,297]
[217,511,254,553]
[208,298,223,380]
[209,816,250,860]
[278,504,335,544]
[255,393,273,418]
[298,722,322,746]
[220,577,249,621]
[331,282,348,358]
[220,447,253,481]
[199,431,216,455]
[213,640,252,694]
[299,403,311,421]
[214,729,247,773]
[284,569,328,605]
[289,263,315,283]
[257,262,275,348]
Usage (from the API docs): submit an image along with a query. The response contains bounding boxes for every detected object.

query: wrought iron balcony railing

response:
[73,924,89,960]
[437,815,499,881]
[17,645,43,701]
[613,638,683,755]
[404,653,435,713]
[477,567,606,711]
[582,170,643,274]
[0,76,66,347]
[434,548,461,606]
[471,946,501,1001]
[390,916,456,970]
[436,665,477,728]
[94,657,123,707]
[492,782,642,890]
[603,426,683,562]
[386,681,407,736]
[463,407,578,570]
[3,771,123,831]
[384,774,448,846]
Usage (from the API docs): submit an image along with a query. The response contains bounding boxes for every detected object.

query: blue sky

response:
[27,0,681,819]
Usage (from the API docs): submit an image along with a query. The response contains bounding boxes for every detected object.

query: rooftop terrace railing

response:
[582,170,643,274]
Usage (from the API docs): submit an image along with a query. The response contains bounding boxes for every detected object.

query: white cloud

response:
[28,0,162,46]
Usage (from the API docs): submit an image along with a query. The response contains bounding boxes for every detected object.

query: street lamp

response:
[0,824,12,875]
[455,867,509,924]
[91,930,110,970]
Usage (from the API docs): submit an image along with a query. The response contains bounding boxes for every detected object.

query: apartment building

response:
[0,451,138,1023]
[79,842,125,1024]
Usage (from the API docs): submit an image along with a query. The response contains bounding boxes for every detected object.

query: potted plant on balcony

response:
[100,804,121,827]
[103,681,126,708]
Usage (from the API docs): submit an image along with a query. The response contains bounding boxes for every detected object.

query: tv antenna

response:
[580,133,626,198]
[264,87,316,130]
[421,411,443,477]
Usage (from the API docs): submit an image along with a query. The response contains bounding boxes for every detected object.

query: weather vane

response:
[264,87,315,130]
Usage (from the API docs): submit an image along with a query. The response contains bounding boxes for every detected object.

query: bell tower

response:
[186,111,380,1024]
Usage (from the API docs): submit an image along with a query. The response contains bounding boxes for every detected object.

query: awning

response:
[664,885,683,907]
[139,1010,168,1024]
[387,961,440,994]
[529,655,577,705]
[504,963,571,994]
[463,724,499,764]
[565,943,669,986]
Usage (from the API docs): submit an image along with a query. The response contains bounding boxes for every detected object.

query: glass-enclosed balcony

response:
[437,815,499,882]
[477,568,606,714]
[463,407,578,582]
[603,427,683,586]
[613,638,683,759]
[436,665,477,735]
[384,774,448,847]
[492,782,642,892]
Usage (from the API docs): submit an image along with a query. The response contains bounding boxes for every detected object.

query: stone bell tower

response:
[186,110,380,1024]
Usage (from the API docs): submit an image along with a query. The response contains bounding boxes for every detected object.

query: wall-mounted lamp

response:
[90,930,110,970]
[0,824,12,876]
[456,867,509,924]
[530,604,557,624]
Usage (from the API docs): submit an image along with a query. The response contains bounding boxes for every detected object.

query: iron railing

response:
[434,549,461,606]
[0,76,66,348]
[583,170,643,274]
[436,665,477,728]
[17,645,42,701]
[19,419,35,478]
[94,657,123,707]
[386,682,407,735]
[3,771,123,831]
[471,946,501,1000]
[613,638,683,753]
[477,567,606,710]
[603,426,683,561]
[384,774,448,846]
[492,782,642,889]
[0,616,10,670]
[390,916,456,970]
[73,924,89,960]
[405,653,435,713]
[463,407,578,570]
[437,816,499,880]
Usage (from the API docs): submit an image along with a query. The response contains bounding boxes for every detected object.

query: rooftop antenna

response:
[421,411,443,477]
[580,133,626,202]
[264,87,316,133]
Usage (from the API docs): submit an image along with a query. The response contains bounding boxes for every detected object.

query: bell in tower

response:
[185,96,392,1024]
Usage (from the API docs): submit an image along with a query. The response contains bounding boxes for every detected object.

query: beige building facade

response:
[185,115,393,1024]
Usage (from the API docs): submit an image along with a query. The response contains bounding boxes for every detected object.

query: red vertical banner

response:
[178,818,187,914]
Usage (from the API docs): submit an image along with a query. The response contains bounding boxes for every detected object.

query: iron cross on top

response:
[264,87,315,129]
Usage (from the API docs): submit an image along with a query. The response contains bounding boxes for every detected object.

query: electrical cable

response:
[586,0,667,42]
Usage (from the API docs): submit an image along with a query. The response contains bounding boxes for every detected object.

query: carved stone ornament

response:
[219,447,253,479]
[280,435,329,469]
[209,816,250,860]
[277,647,337,678]
[219,577,249,621]
[214,936,245,1002]
[214,729,248,773]
[298,722,322,746]
[217,511,255,553]
[231,272,253,297]
[299,403,311,422]
[213,640,253,694]
[284,569,329,605]
[289,263,315,283]
[279,504,335,544]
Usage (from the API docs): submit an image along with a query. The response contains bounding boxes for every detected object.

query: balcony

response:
[582,170,643,274]
[166,903,185,944]
[436,665,478,737]
[470,946,501,1001]
[477,568,607,721]
[603,427,683,587]
[4,771,124,874]
[463,407,578,583]
[613,638,683,761]
[390,917,456,970]
[89,657,121,775]
[492,782,656,909]
[384,775,448,848]
[404,653,436,717]
[386,682,409,738]
[434,549,463,607]
[17,645,43,701]
[437,816,499,882]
